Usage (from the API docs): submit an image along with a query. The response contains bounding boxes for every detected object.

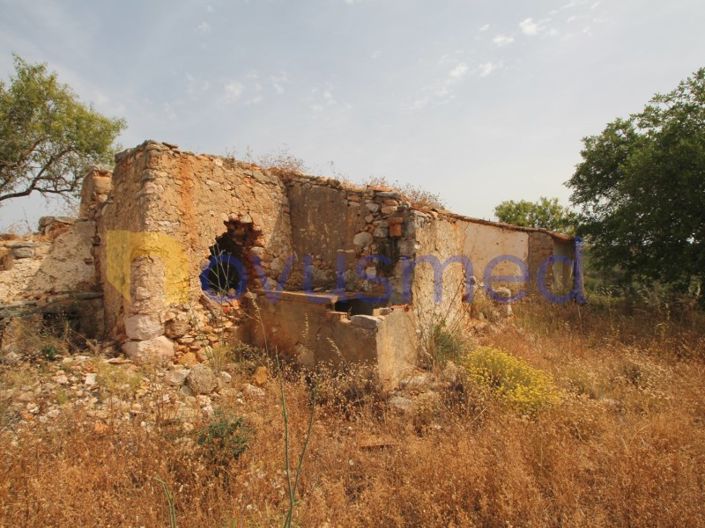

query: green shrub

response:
[463,346,561,414]
[40,344,59,361]
[196,410,249,468]
[426,322,466,368]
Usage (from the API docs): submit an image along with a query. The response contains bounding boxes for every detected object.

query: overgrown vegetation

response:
[463,345,561,414]
[363,175,445,209]
[426,320,467,368]
[1,303,705,526]
[196,409,250,468]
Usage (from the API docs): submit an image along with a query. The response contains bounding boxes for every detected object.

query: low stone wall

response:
[247,290,417,389]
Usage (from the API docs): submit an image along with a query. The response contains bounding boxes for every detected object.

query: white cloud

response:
[196,21,211,34]
[449,63,468,79]
[477,62,500,78]
[270,72,289,94]
[561,0,586,10]
[224,81,244,103]
[519,18,540,36]
[479,24,490,32]
[206,5,215,13]
[307,85,350,113]
[493,34,514,46]
[243,80,264,105]
[411,62,470,110]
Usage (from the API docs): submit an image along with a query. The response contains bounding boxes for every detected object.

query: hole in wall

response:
[200,217,262,300]
[334,298,385,316]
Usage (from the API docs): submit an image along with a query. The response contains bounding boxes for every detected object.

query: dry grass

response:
[2,303,705,527]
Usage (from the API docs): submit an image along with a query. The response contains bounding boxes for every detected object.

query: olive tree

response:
[0,55,125,204]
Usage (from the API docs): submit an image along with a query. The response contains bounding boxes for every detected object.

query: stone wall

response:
[248,291,416,389]
[527,231,576,296]
[98,144,154,341]
[410,212,531,331]
[98,142,299,361]
[91,139,580,378]
[0,216,99,304]
[285,176,416,298]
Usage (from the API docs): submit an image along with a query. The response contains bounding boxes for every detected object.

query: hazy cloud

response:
[449,63,468,79]
[223,81,244,103]
[411,61,471,109]
[477,62,500,78]
[519,18,540,36]
[493,34,515,46]
[270,72,289,94]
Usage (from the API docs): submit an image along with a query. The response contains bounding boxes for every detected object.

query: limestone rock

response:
[353,231,373,248]
[187,364,217,395]
[243,383,265,398]
[11,246,35,259]
[123,336,175,364]
[166,368,190,386]
[490,287,512,302]
[350,315,380,329]
[165,318,189,339]
[441,361,461,384]
[388,395,413,412]
[373,225,388,237]
[400,372,432,390]
[125,314,163,340]
[84,373,97,387]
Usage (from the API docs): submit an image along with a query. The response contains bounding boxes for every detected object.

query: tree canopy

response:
[568,67,705,299]
[0,55,125,204]
[494,196,577,233]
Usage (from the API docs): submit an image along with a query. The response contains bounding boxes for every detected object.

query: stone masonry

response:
[0,140,582,389]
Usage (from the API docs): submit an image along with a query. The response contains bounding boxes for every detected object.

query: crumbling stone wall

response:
[1,138,584,389]
[250,291,417,389]
[98,141,298,361]
[410,211,580,335]
[0,213,101,304]
[527,231,576,296]
[87,140,580,377]
[286,176,416,301]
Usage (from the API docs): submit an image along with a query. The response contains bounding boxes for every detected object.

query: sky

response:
[0,0,703,231]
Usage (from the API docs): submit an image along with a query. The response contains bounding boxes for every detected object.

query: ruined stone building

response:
[0,141,582,388]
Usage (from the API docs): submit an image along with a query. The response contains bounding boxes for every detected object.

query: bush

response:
[463,346,561,414]
[426,322,466,368]
[196,410,249,468]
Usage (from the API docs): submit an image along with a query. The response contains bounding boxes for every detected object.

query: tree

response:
[0,55,125,204]
[494,196,577,233]
[568,67,705,300]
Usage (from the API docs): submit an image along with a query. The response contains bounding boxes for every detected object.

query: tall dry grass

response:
[1,301,705,527]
